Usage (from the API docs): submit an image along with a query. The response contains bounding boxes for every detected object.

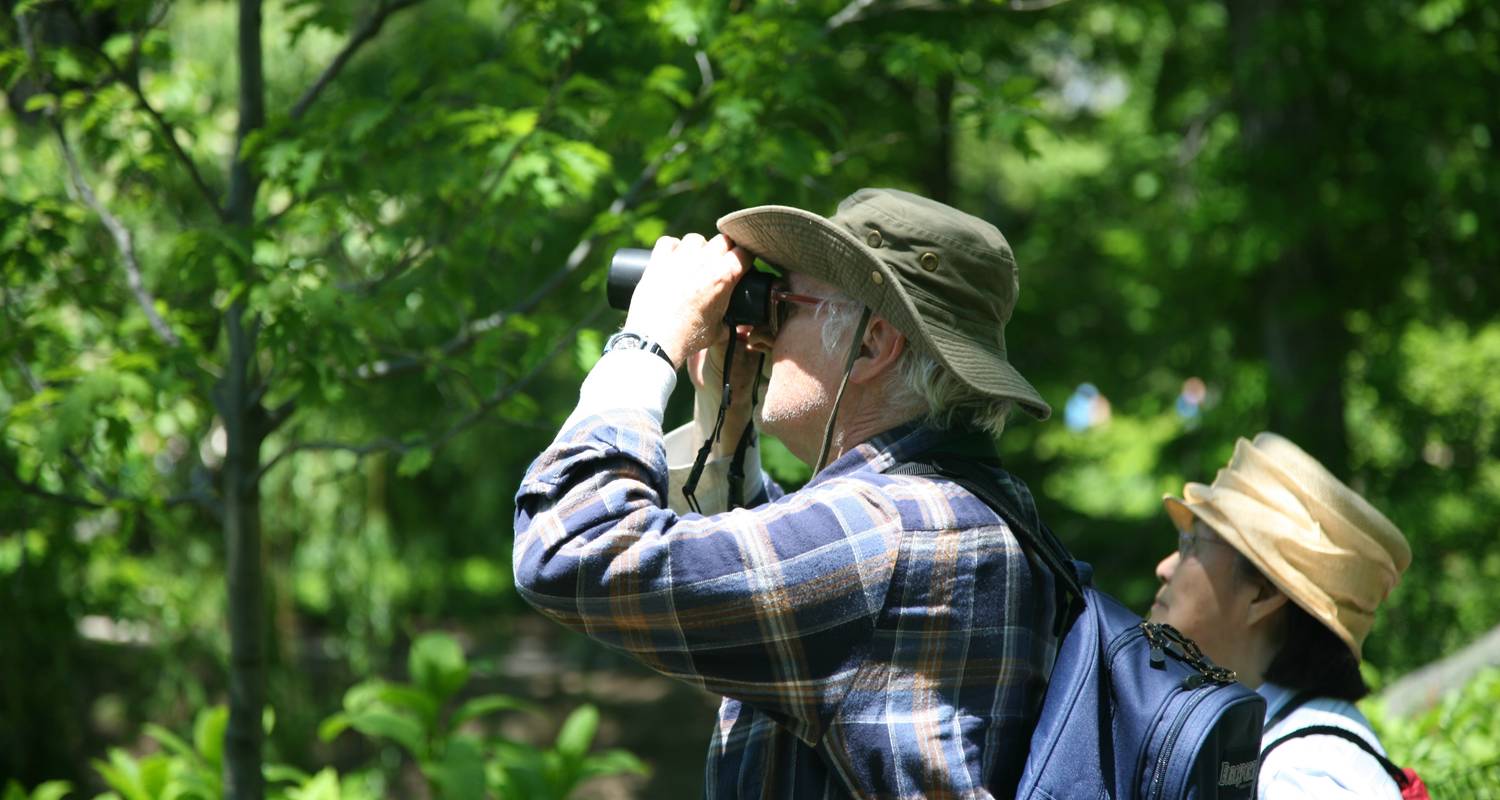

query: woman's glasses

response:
[1176,526,1230,560]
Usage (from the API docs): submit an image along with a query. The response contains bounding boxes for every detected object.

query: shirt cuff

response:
[559,348,677,433]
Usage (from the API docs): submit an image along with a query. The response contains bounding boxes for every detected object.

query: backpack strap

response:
[1264,689,1319,731]
[889,451,1084,636]
[1261,724,1411,789]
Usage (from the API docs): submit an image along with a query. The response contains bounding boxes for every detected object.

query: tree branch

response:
[356,131,686,379]
[826,0,1066,30]
[60,2,226,219]
[54,128,186,348]
[290,0,424,121]
[1008,0,1073,10]
[2,461,107,510]
[263,304,606,480]
[16,11,186,350]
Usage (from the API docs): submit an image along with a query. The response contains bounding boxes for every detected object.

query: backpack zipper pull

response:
[1142,622,1167,667]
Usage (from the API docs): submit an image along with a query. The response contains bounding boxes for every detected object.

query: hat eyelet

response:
[920,252,940,272]
[866,229,883,248]
[870,270,884,285]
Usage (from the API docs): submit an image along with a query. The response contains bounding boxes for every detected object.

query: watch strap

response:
[603,331,675,368]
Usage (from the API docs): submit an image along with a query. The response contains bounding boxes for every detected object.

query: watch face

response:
[606,332,645,353]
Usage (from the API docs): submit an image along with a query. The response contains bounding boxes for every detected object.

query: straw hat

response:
[717,188,1050,419]
[1164,433,1411,659]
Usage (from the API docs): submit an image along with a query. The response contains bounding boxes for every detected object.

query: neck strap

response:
[814,306,873,474]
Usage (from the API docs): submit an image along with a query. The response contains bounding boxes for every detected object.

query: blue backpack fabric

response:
[893,450,1266,799]
[1015,565,1266,800]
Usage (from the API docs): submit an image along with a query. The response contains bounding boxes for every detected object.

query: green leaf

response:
[3,782,71,800]
[408,632,468,702]
[579,749,651,780]
[92,750,153,800]
[263,763,312,785]
[22,93,54,113]
[553,704,599,762]
[318,712,352,743]
[347,708,426,755]
[144,723,198,762]
[368,684,440,724]
[449,693,538,731]
[487,740,551,799]
[429,735,485,800]
[286,768,341,800]
[193,706,229,771]
[396,447,433,477]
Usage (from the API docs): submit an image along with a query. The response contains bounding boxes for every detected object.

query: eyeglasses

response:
[1176,527,1229,560]
[768,287,830,337]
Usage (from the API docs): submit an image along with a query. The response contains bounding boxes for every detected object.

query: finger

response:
[680,232,707,251]
[744,330,775,353]
[687,348,707,388]
[707,234,731,255]
[729,245,755,269]
[650,235,681,261]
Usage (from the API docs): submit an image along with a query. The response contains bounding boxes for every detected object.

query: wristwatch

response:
[603,331,675,368]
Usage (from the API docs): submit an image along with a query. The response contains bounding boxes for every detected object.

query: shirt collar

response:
[803,420,995,487]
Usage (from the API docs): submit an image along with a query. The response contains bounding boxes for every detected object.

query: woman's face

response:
[1149,519,1268,674]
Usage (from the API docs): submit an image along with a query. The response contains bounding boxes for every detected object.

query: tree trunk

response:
[218,305,266,800]
[1226,0,1349,474]
[1378,623,1500,719]
[923,73,954,205]
[221,0,265,793]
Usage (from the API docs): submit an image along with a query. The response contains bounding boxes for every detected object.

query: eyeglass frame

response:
[767,287,834,338]
[1176,523,1232,561]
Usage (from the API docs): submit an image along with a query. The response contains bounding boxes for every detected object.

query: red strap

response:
[1399,768,1431,800]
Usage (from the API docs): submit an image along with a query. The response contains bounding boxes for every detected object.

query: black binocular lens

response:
[607,248,776,328]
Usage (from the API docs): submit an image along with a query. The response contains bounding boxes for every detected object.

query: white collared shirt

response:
[1256,682,1402,799]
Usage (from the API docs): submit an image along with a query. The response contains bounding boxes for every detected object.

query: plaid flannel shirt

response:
[513,350,1058,799]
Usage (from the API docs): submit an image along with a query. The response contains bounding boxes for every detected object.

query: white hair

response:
[816,293,1013,437]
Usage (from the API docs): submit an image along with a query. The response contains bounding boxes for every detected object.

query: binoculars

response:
[606,248,776,328]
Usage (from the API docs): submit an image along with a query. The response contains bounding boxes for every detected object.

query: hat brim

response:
[718,204,1051,419]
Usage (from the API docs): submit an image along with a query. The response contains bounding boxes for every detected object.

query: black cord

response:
[682,323,737,514]
[726,352,767,509]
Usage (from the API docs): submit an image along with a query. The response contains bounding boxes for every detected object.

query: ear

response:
[848,316,906,385]
[1245,579,1290,628]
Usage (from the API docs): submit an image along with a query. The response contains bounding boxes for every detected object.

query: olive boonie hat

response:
[716,188,1051,419]
[1164,432,1412,660]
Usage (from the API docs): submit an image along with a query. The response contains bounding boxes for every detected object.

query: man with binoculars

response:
[514,188,1061,798]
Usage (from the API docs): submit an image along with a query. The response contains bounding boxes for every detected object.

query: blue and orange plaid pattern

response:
[514,411,1058,799]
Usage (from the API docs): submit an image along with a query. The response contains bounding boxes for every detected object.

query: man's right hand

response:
[623,234,752,369]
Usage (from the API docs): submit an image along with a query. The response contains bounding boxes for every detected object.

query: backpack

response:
[894,452,1266,799]
[1260,694,1431,799]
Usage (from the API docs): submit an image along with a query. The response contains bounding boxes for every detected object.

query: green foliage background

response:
[2,0,1497,795]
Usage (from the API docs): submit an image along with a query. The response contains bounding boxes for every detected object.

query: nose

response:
[1155,551,1179,584]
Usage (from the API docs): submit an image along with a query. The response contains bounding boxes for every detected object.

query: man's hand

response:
[623,233,753,369]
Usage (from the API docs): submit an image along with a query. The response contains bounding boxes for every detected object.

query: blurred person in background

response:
[1150,432,1414,799]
